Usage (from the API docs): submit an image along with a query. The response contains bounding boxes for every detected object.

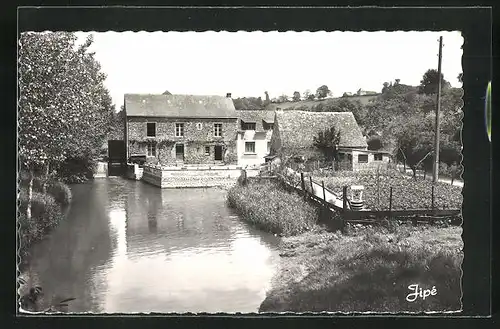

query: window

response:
[175,123,184,137]
[214,123,222,137]
[374,153,383,161]
[358,154,369,163]
[146,122,156,137]
[242,122,256,130]
[147,143,156,157]
[205,146,210,155]
[263,122,274,130]
[245,142,256,154]
[267,141,271,153]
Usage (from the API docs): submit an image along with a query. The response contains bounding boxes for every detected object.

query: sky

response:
[75,31,463,110]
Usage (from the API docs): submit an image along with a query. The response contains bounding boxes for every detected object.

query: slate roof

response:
[275,111,368,149]
[237,110,275,124]
[124,94,237,118]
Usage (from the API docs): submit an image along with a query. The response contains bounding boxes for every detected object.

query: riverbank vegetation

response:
[259,224,463,313]
[18,171,73,262]
[18,31,114,297]
[227,179,320,236]
[19,31,114,225]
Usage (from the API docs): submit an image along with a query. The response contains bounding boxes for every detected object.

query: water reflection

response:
[23,178,280,313]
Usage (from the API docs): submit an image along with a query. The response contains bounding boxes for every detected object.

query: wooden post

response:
[309,176,314,194]
[431,184,435,210]
[300,172,305,196]
[389,187,393,220]
[432,36,443,183]
[322,180,326,201]
[342,186,348,212]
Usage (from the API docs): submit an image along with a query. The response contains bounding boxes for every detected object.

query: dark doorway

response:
[108,140,126,176]
[176,144,185,161]
[214,145,223,161]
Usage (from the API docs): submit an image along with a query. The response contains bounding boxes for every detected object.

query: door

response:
[214,145,223,161]
[176,144,184,161]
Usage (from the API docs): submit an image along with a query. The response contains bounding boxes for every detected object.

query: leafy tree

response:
[382,82,390,94]
[313,126,341,169]
[303,89,315,101]
[278,94,289,103]
[19,32,114,218]
[315,85,331,99]
[419,69,450,95]
[292,91,301,102]
[264,91,270,105]
[367,136,383,151]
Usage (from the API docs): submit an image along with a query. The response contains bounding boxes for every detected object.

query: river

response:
[20,178,281,313]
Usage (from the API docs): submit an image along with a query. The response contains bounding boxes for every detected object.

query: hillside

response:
[264,94,380,111]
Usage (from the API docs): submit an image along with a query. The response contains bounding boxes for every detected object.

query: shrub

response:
[227,179,319,236]
[57,155,97,183]
[46,181,72,206]
[18,171,72,206]
[18,190,64,256]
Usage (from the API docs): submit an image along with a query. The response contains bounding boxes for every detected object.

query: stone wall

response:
[141,165,259,188]
[126,163,144,180]
[127,117,238,165]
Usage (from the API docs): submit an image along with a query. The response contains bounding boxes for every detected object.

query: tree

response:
[19,32,114,218]
[264,91,270,105]
[394,78,401,85]
[292,91,301,102]
[313,126,341,169]
[303,89,314,101]
[382,82,390,94]
[316,85,331,99]
[419,69,450,95]
[367,136,383,151]
[278,94,289,103]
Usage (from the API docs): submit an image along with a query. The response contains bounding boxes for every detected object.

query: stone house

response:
[124,93,239,165]
[235,110,275,167]
[269,110,391,171]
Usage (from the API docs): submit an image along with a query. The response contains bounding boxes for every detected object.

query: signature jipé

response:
[406,284,437,302]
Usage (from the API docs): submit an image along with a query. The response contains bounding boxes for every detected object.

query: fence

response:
[277,168,461,227]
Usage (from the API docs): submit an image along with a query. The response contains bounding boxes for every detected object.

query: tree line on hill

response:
[232,69,463,179]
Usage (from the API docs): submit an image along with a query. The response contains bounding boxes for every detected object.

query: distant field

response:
[265,94,380,111]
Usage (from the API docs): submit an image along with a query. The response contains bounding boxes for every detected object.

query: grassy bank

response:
[18,172,72,262]
[313,169,463,210]
[227,179,320,236]
[259,225,463,313]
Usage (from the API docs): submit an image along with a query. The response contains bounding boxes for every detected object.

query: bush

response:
[57,155,97,183]
[18,171,72,206]
[18,190,64,257]
[227,179,319,236]
[47,181,72,206]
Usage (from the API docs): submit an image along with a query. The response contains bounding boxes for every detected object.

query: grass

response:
[227,179,320,236]
[259,225,463,313]
[313,168,463,210]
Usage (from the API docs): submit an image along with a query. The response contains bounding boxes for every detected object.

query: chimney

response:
[226,93,232,98]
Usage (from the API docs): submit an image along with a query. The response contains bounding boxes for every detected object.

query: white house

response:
[235,110,275,168]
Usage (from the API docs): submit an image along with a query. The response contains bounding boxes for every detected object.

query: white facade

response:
[236,130,272,168]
